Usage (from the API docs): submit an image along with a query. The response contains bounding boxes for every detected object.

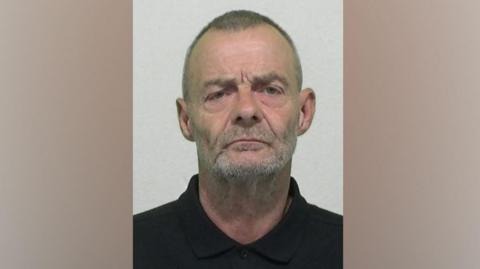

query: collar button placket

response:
[238,248,248,259]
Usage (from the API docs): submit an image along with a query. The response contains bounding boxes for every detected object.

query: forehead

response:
[188,25,296,89]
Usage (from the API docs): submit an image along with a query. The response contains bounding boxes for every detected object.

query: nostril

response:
[235,113,261,127]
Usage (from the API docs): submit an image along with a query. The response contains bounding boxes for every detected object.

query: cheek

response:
[263,105,299,137]
[193,113,228,147]
[192,122,213,146]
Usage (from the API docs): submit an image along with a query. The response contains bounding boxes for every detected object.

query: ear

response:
[296,88,316,136]
[176,98,195,141]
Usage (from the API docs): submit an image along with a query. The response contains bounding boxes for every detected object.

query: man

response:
[134,10,342,269]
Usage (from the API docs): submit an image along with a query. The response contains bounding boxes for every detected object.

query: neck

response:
[198,165,292,245]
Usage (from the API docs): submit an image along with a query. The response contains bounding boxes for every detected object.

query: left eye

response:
[261,86,282,95]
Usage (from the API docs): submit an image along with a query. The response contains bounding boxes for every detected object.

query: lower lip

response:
[228,140,266,149]
[230,140,264,145]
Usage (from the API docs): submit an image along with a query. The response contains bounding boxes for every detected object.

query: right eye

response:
[209,91,225,100]
[205,90,227,102]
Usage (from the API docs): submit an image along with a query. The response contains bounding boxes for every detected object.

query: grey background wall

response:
[134,0,343,214]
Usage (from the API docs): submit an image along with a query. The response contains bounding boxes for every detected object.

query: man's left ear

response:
[296,88,316,136]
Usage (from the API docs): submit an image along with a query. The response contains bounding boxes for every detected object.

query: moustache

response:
[219,127,275,148]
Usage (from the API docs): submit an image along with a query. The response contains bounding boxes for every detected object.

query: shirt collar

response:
[176,175,310,263]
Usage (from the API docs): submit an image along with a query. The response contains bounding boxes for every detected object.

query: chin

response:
[212,155,284,180]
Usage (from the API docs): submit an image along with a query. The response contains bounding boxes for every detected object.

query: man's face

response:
[178,25,313,179]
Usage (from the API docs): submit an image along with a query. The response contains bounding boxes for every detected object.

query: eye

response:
[261,86,282,96]
[210,91,225,100]
[205,89,230,102]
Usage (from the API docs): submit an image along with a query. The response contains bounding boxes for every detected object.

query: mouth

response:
[224,138,268,149]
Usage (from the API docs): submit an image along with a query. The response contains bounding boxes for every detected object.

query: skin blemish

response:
[240,70,247,84]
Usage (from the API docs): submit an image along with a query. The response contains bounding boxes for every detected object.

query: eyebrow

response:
[202,72,290,89]
[249,72,290,88]
[202,77,237,89]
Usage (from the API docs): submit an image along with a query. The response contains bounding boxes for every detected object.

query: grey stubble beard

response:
[196,125,297,215]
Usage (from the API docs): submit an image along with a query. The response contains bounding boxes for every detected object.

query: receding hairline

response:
[182,10,303,101]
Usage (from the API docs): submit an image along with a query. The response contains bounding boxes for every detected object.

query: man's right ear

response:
[176,98,195,141]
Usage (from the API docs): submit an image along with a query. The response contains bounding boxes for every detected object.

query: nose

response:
[232,88,263,127]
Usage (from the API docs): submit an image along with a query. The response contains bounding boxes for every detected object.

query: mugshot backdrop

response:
[134,0,343,214]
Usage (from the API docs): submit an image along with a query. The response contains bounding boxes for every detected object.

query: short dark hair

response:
[182,10,303,100]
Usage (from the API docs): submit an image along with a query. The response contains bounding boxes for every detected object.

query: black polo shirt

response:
[134,175,342,269]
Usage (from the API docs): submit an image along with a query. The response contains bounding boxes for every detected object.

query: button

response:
[239,249,248,259]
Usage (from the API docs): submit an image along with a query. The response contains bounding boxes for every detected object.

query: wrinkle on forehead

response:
[201,71,290,93]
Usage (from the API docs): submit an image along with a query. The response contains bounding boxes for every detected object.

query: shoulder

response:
[134,201,178,224]
[134,200,184,247]
[299,205,343,267]
[303,204,343,248]
[134,201,183,268]
[134,201,179,235]
[307,204,343,228]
